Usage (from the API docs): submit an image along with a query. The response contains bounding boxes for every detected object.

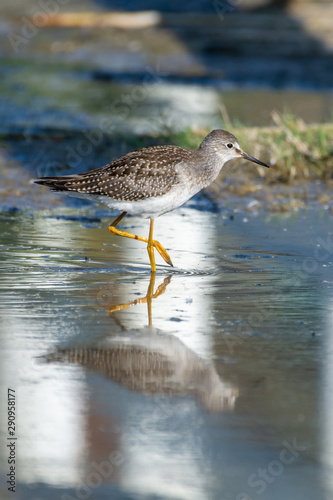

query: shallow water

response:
[0,204,333,499]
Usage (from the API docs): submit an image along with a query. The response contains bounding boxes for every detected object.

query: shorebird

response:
[34,129,269,272]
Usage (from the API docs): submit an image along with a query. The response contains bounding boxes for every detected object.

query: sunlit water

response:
[0,204,333,500]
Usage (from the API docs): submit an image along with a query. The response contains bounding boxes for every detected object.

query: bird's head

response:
[199,129,270,168]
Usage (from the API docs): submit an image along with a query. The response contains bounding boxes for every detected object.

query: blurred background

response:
[1,0,333,129]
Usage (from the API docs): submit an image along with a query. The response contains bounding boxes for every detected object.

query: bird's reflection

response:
[108,273,171,327]
[44,274,239,413]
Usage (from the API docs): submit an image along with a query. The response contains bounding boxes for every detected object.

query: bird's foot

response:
[153,240,174,267]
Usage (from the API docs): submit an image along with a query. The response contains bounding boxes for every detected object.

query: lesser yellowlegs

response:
[34,129,269,272]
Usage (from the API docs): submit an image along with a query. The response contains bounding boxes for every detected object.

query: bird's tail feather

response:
[33,176,81,192]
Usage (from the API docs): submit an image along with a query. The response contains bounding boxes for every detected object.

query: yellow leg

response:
[147,219,156,273]
[108,212,174,271]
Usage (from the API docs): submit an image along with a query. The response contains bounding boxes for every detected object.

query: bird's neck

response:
[196,148,225,188]
[180,149,223,197]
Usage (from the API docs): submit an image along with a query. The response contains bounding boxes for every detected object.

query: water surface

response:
[0,205,332,499]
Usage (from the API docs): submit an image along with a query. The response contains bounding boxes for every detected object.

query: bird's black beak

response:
[240,150,270,168]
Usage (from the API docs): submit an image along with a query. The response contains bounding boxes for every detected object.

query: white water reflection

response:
[121,400,208,500]
[0,314,86,487]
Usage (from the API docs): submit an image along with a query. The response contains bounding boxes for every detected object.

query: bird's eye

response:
[227,143,234,149]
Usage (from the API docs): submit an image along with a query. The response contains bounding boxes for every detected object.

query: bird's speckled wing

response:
[36,146,193,201]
